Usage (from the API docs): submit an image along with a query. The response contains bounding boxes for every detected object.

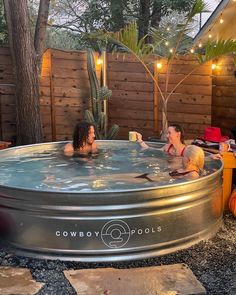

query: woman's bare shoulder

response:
[64,142,74,154]
[162,143,170,152]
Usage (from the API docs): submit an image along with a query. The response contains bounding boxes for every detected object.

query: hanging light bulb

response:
[208,33,212,38]
[220,18,224,24]
[198,43,202,48]
[169,48,173,53]
[165,41,169,46]
[190,48,195,53]
[212,63,216,70]
[167,27,170,31]
[156,62,162,69]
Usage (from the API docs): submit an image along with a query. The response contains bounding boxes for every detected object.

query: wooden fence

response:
[0,46,215,142]
[212,56,236,137]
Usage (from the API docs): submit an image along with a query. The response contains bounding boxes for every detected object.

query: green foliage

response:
[114,22,154,60]
[197,39,236,64]
[85,49,119,139]
[0,1,8,44]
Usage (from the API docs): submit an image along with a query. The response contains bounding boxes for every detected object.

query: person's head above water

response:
[73,121,96,151]
[183,145,205,173]
[167,123,185,144]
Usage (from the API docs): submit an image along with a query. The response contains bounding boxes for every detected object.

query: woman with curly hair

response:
[64,121,97,155]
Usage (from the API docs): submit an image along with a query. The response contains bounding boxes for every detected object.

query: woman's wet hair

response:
[72,121,94,151]
[169,123,185,143]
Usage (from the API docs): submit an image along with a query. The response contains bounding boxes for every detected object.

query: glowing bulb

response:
[220,18,224,24]
[190,48,195,53]
[167,27,170,31]
[198,43,202,48]
[212,63,216,70]
[208,33,212,38]
[169,48,173,53]
[97,58,103,65]
[165,41,169,46]
[156,62,162,69]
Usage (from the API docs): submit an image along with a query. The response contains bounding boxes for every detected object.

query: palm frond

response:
[187,0,210,20]
[197,39,236,64]
[109,22,154,60]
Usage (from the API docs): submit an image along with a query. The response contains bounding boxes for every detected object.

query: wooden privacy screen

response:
[0,47,16,141]
[41,49,91,141]
[212,55,236,137]
[0,47,214,142]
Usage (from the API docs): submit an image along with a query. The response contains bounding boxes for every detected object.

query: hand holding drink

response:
[129,131,137,142]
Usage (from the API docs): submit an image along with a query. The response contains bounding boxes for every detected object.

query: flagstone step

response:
[0,266,44,295]
[64,263,206,295]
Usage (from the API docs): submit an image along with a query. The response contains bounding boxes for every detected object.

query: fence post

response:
[153,61,159,133]
[48,49,56,141]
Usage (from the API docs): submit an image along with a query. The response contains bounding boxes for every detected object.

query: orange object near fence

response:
[229,189,236,217]
[0,141,11,150]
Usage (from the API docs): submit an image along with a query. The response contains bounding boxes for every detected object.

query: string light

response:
[190,48,195,53]
[169,48,173,53]
[212,63,216,70]
[208,33,212,38]
[167,27,170,31]
[97,58,103,65]
[156,62,162,69]
[165,41,169,46]
[220,14,224,24]
[198,43,202,48]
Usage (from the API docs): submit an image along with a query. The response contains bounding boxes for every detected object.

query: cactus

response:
[86,50,119,139]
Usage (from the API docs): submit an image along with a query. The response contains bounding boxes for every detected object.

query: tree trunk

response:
[3,0,50,145]
[150,0,162,28]
[161,100,168,140]
[34,0,50,73]
[110,0,126,31]
[138,0,150,41]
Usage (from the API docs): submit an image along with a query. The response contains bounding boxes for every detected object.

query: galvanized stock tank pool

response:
[0,141,223,262]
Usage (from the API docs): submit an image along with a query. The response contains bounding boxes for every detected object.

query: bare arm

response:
[136,133,150,149]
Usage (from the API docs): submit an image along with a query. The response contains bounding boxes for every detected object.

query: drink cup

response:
[129,131,137,142]
[219,142,229,152]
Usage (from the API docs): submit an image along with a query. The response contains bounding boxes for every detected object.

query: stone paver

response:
[64,263,206,295]
[0,266,44,295]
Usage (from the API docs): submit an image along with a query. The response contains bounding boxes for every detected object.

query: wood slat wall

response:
[0,47,214,142]
[212,56,236,137]
[0,47,16,142]
[107,54,212,140]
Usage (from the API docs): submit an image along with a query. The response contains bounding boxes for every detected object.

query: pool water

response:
[0,141,219,192]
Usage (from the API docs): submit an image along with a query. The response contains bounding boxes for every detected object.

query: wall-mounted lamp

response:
[97,58,103,65]
[156,62,162,69]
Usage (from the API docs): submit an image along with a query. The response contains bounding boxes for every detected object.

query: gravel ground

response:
[0,213,236,295]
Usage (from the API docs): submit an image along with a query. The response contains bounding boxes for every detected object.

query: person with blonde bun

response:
[169,145,205,179]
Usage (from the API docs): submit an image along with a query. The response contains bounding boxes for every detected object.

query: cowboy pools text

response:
[55,220,162,249]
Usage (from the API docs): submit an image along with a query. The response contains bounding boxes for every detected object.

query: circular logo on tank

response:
[101,220,131,248]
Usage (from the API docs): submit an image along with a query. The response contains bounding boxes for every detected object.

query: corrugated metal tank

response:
[0,141,223,262]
